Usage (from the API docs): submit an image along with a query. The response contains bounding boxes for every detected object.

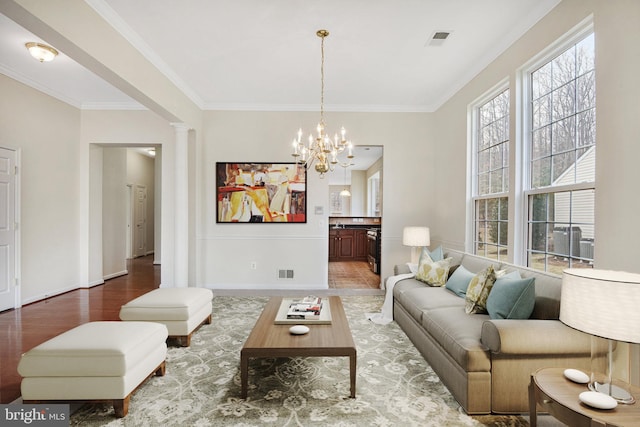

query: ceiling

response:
[0,0,559,183]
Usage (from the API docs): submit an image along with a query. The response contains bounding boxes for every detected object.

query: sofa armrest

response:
[481,319,591,355]
[394,264,412,275]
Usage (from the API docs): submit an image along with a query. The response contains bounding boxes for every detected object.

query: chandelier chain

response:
[320,33,325,125]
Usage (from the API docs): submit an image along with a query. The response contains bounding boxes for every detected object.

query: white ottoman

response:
[119,288,213,346]
[18,321,168,417]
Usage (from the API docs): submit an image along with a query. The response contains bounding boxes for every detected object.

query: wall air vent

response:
[278,269,294,279]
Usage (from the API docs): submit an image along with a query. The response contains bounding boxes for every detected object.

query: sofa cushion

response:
[416,255,453,286]
[465,265,497,314]
[445,265,475,297]
[420,307,491,372]
[486,277,536,319]
[395,285,464,322]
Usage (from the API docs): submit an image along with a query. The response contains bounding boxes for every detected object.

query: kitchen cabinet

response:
[329,228,368,262]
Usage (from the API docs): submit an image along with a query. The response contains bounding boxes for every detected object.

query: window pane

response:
[478,148,490,174]
[531,158,551,188]
[551,82,576,122]
[531,193,548,222]
[576,34,595,75]
[576,110,596,149]
[532,95,552,129]
[532,126,551,160]
[532,62,552,99]
[552,151,576,182]
[552,116,576,154]
[552,47,576,89]
[576,71,595,111]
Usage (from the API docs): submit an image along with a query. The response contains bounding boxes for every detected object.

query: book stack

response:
[286,296,323,320]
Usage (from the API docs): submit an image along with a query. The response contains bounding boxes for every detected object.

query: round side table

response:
[529,367,640,427]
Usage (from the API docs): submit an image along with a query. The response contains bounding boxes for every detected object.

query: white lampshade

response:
[560,268,640,344]
[402,227,430,247]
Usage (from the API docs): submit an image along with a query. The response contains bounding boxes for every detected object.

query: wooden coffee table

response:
[240,296,357,399]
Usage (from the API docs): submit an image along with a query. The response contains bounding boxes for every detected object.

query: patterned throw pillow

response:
[415,253,453,287]
[464,265,497,314]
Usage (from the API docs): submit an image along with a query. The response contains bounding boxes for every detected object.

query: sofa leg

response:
[205,314,212,324]
[155,361,166,376]
[113,396,130,418]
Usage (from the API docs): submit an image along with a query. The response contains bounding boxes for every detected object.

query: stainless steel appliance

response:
[366,228,381,274]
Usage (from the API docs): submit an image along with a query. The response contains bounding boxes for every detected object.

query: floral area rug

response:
[70,296,528,426]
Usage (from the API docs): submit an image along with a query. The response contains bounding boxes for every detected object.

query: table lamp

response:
[402,226,430,264]
[560,268,640,403]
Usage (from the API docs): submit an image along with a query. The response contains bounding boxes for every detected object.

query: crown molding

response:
[202,102,435,113]
[0,64,81,108]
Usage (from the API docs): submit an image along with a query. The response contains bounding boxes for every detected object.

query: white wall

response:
[198,110,435,288]
[102,148,127,278]
[0,75,82,303]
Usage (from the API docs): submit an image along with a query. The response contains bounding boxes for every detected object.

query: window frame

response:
[517,19,595,271]
[467,81,510,261]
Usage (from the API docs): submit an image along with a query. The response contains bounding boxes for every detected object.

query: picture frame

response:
[216,162,307,223]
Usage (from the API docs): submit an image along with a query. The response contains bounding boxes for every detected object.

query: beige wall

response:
[199,110,434,288]
[0,75,82,303]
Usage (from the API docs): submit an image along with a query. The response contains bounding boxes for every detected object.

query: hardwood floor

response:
[0,256,383,404]
[328,261,381,289]
[0,255,160,404]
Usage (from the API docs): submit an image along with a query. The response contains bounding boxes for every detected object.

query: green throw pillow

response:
[486,277,536,319]
[464,265,497,314]
[415,253,452,287]
[419,245,444,262]
[445,265,475,297]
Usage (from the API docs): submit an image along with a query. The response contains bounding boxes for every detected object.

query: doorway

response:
[0,147,18,311]
[101,146,157,282]
[327,146,383,289]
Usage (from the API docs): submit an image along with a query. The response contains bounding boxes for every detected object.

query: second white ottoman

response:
[119,288,213,346]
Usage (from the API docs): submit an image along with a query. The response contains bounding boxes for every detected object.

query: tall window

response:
[526,33,595,273]
[473,89,509,261]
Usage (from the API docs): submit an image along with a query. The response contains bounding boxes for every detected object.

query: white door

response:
[133,184,147,258]
[0,147,17,311]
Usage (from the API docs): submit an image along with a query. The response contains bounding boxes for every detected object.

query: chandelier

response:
[291,29,354,177]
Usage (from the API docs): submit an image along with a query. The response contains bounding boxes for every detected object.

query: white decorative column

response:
[172,123,190,287]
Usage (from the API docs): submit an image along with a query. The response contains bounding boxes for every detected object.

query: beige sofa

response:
[393,249,592,414]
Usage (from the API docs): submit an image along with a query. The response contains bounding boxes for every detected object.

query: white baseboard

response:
[103,270,128,281]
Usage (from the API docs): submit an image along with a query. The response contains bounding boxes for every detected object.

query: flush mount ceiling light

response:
[291,29,354,178]
[25,42,58,62]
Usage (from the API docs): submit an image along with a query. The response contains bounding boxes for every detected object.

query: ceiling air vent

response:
[427,31,452,47]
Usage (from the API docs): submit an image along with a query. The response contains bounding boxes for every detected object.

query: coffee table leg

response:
[349,351,357,398]
[240,351,248,399]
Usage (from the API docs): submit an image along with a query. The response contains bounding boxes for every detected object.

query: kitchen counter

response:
[328,217,381,228]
